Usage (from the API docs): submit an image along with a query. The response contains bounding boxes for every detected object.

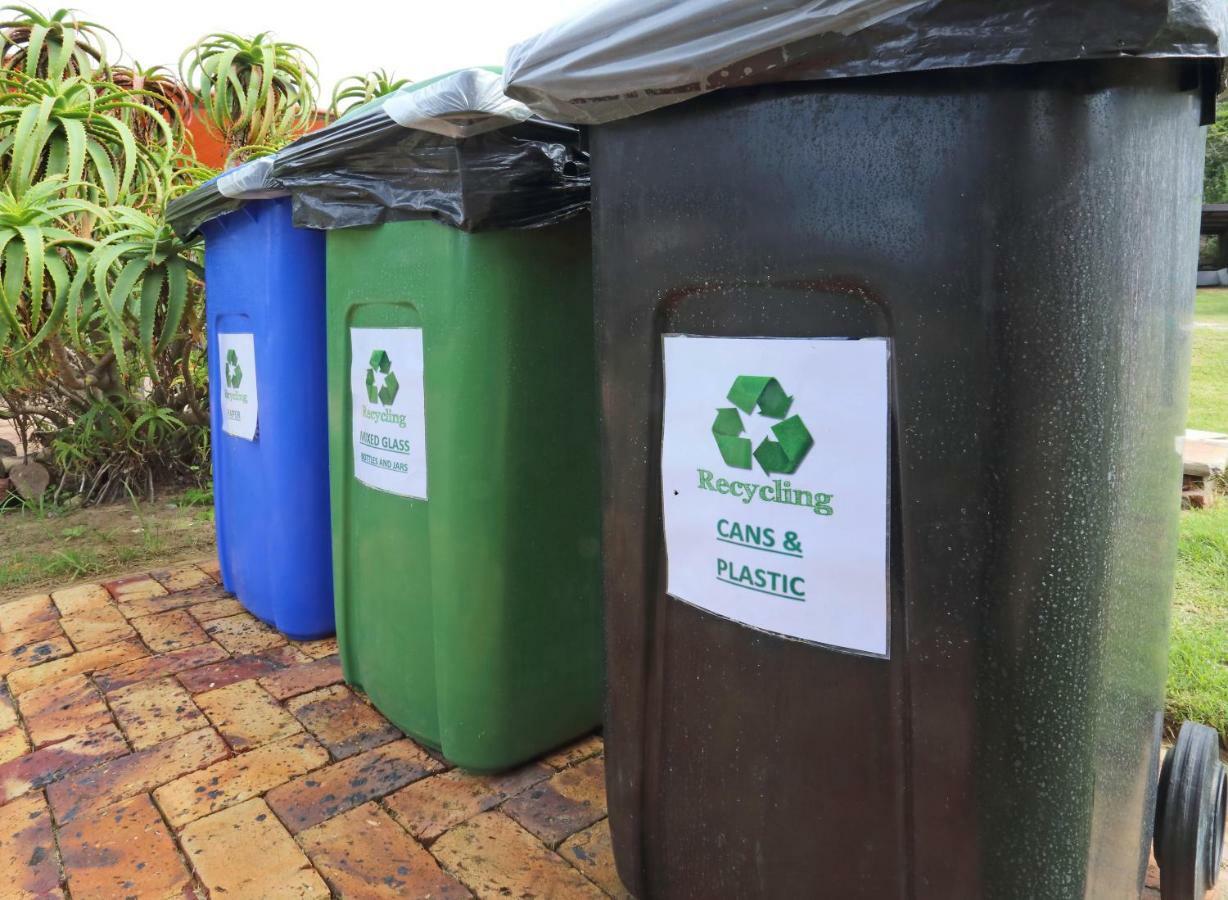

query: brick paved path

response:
[0,562,626,899]
[0,562,1217,898]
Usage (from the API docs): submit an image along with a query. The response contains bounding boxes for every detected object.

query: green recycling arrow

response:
[711,375,814,475]
[365,349,400,407]
[754,414,813,474]
[727,375,793,419]
[712,406,753,469]
[224,348,243,389]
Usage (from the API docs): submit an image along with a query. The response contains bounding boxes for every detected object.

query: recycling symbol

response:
[365,350,400,407]
[712,376,814,475]
[224,348,243,389]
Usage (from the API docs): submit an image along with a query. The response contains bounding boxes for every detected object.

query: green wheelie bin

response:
[273,68,600,770]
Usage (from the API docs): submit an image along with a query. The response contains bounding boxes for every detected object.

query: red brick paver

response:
[561,819,631,898]
[0,725,129,804]
[151,564,213,593]
[0,791,63,898]
[543,733,605,770]
[300,801,472,898]
[118,585,225,620]
[0,594,58,633]
[0,627,74,678]
[266,738,442,833]
[259,653,343,700]
[176,644,307,693]
[503,755,608,848]
[203,611,285,655]
[95,641,228,694]
[386,762,553,843]
[109,676,206,750]
[0,726,28,764]
[196,679,302,751]
[18,674,113,748]
[59,792,194,898]
[47,727,229,823]
[183,797,330,897]
[129,608,210,653]
[195,557,222,582]
[433,810,607,898]
[0,618,65,650]
[295,635,339,659]
[49,583,111,618]
[287,683,401,759]
[59,603,136,651]
[186,596,244,622]
[0,686,16,731]
[154,731,329,829]
[0,563,629,898]
[8,638,147,695]
[103,574,167,603]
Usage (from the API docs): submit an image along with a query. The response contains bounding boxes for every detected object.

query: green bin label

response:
[218,332,258,441]
[660,335,890,656]
[350,327,428,499]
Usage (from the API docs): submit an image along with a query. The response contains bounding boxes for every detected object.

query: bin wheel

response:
[1155,721,1226,900]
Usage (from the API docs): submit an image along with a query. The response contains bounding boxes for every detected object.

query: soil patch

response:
[0,489,215,601]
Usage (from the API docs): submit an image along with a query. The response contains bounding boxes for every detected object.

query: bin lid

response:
[271,66,589,232]
[504,0,1228,125]
[165,156,285,241]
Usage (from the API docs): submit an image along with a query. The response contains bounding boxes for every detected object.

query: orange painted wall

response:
[185,105,328,170]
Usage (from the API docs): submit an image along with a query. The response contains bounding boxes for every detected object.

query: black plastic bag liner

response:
[503,0,1228,124]
[271,67,590,232]
[166,156,284,241]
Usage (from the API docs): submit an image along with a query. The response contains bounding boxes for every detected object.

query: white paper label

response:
[661,335,890,656]
[218,332,258,441]
[350,326,428,499]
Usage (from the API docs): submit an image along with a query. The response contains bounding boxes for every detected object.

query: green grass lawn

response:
[1193,287,1228,323]
[1187,290,1228,432]
[1166,290,1228,740]
[1167,505,1228,738]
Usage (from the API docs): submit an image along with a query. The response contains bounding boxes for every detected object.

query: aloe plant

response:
[0,5,112,81]
[222,140,284,169]
[0,188,207,502]
[180,31,318,162]
[87,205,202,370]
[109,62,193,146]
[166,153,219,200]
[0,14,340,503]
[0,71,175,204]
[0,176,96,356]
[329,68,410,118]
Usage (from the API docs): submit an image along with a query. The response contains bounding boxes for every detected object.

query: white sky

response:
[74,0,593,100]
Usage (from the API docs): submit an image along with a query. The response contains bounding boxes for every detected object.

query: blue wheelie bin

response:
[167,158,334,639]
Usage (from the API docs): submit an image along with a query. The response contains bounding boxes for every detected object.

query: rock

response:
[0,438,15,457]
[9,460,50,500]
[1183,439,1228,479]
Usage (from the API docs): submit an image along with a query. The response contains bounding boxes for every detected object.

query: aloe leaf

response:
[137,263,163,362]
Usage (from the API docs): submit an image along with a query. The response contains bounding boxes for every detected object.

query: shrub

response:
[0,9,319,503]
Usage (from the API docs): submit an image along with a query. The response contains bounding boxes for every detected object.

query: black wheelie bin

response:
[506,3,1228,898]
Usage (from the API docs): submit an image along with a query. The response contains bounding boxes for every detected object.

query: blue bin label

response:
[660,335,890,657]
[218,332,258,441]
[350,326,428,500]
